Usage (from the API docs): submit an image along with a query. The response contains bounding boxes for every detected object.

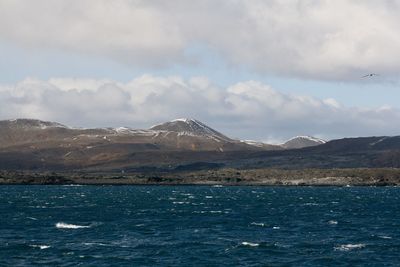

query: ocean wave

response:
[209,210,223,213]
[303,202,320,206]
[193,210,223,214]
[30,244,50,250]
[250,222,266,227]
[83,242,109,247]
[241,242,259,247]
[334,243,366,251]
[328,220,338,225]
[56,222,91,229]
[173,201,189,205]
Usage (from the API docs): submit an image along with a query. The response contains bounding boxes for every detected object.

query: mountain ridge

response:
[2,118,399,172]
[0,118,323,150]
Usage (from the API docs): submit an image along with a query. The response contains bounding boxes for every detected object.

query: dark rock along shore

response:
[1,168,399,186]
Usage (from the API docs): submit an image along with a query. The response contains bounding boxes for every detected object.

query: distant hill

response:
[281,136,326,149]
[0,118,261,170]
[0,118,256,152]
[1,118,399,171]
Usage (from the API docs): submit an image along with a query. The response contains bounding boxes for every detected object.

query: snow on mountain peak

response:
[3,119,67,129]
[281,135,326,149]
[150,118,231,141]
[241,140,266,147]
[285,135,326,144]
[171,118,195,123]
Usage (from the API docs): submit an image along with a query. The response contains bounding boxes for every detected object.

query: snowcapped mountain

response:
[0,118,325,155]
[150,118,231,142]
[281,135,326,149]
[3,118,400,171]
[0,118,257,152]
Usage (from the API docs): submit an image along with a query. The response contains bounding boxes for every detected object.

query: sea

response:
[1,185,400,266]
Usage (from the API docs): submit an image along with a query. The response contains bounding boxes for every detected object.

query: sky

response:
[1,0,400,143]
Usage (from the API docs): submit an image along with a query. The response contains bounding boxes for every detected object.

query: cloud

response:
[0,75,399,142]
[1,1,400,80]
[0,0,185,67]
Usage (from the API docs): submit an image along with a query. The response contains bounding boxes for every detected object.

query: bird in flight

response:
[362,73,379,78]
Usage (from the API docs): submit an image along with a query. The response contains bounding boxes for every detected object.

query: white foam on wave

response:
[251,222,266,227]
[303,202,319,206]
[378,235,392,239]
[56,222,91,229]
[193,211,207,214]
[241,242,259,247]
[30,244,50,250]
[209,210,222,213]
[334,243,366,251]
[83,242,109,247]
[328,220,338,225]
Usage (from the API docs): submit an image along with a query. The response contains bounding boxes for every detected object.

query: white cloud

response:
[1,1,400,80]
[0,0,185,67]
[1,75,400,142]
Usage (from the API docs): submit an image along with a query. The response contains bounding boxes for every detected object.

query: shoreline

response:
[1,168,400,186]
[0,182,397,187]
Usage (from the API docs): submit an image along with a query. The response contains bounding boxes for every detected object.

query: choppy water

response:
[1,185,400,266]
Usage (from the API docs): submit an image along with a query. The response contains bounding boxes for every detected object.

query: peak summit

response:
[282,135,326,149]
[170,118,197,123]
[150,118,231,141]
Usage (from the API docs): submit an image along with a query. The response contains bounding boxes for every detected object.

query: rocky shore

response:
[1,168,400,186]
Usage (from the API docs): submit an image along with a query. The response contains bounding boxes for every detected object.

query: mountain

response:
[0,118,265,170]
[148,118,239,150]
[240,135,400,169]
[1,118,400,172]
[0,118,323,151]
[242,136,325,150]
[281,136,326,149]
[0,118,257,152]
[0,119,72,148]
[150,118,231,141]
